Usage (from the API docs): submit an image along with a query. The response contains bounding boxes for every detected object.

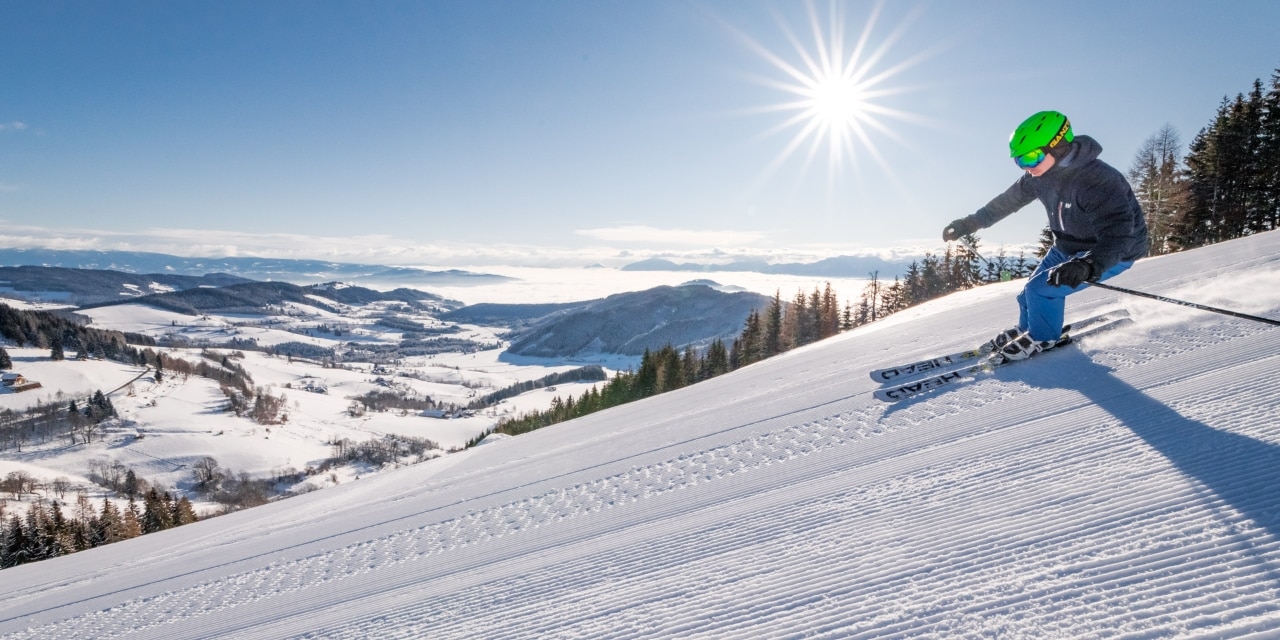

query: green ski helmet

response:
[1009,110,1073,158]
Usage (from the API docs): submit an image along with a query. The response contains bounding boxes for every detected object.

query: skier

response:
[942,110,1148,362]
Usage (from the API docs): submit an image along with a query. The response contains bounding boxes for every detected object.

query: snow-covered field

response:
[0,293,621,518]
[1,231,1279,638]
[0,339,613,512]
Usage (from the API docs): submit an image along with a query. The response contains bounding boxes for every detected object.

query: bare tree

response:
[2,470,36,500]
[1129,124,1188,255]
[50,476,72,499]
[192,457,222,491]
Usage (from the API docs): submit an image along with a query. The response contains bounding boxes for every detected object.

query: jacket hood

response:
[1055,135,1102,170]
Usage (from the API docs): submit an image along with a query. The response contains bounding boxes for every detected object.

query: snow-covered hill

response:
[1,232,1278,639]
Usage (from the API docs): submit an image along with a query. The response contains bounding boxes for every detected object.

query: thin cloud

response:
[0,222,947,270]
[0,223,641,268]
[575,225,767,247]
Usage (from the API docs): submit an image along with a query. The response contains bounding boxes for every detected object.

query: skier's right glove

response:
[1047,256,1101,288]
[942,217,978,242]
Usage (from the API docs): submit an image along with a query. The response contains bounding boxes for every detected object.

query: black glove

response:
[1047,257,1101,288]
[942,217,978,242]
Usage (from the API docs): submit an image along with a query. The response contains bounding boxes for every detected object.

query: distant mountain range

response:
[448,284,771,358]
[621,255,915,278]
[0,266,254,306]
[0,248,513,286]
[0,263,460,312]
[83,280,460,315]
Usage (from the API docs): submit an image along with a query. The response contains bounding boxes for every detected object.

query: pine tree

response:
[1260,68,1280,232]
[951,240,984,289]
[123,469,139,499]
[658,346,684,393]
[121,498,143,539]
[23,502,49,563]
[0,346,11,370]
[172,496,198,526]
[0,517,9,569]
[763,291,784,357]
[88,390,117,423]
[819,282,839,339]
[1177,91,1265,247]
[702,339,730,379]
[635,349,660,398]
[2,513,27,568]
[916,254,942,302]
[95,498,122,545]
[1036,227,1054,260]
[1242,80,1269,234]
[884,278,905,313]
[681,346,699,384]
[142,489,175,534]
[732,310,764,369]
[46,500,71,558]
[805,287,822,344]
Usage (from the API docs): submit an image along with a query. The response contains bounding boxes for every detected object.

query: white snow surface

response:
[2,232,1280,639]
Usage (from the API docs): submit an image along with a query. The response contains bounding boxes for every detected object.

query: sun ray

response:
[731,0,934,191]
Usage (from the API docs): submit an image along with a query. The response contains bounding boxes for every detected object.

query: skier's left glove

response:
[942,217,979,242]
[1047,257,1101,288]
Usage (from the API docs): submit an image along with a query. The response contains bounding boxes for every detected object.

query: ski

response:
[873,317,1131,403]
[868,345,996,384]
[868,310,1127,384]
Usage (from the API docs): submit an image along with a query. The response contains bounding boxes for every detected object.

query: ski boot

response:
[989,332,1062,364]
[981,327,1022,354]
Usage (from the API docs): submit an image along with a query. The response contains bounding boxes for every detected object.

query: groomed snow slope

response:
[2,232,1280,639]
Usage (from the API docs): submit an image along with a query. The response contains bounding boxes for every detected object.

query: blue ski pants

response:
[1019,246,1133,342]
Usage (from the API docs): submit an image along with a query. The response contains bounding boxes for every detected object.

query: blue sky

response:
[2,0,1279,267]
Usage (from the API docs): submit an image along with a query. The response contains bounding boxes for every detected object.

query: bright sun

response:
[803,69,874,162]
[733,0,927,185]
[810,74,868,127]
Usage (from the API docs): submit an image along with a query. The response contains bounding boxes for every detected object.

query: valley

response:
[0,286,628,521]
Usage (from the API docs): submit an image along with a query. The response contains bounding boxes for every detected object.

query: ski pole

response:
[1083,281,1280,327]
[953,238,1280,328]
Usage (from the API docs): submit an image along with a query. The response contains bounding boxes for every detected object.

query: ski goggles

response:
[1014,147,1048,170]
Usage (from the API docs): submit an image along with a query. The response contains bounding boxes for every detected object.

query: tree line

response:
[1,488,196,569]
[1130,67,1280,253]
[0,304,154,363]
[493,342,732,436]
[470,366,608,408]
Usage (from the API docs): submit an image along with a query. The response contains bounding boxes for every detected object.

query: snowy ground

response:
[0,299,619,519]
[1,231,1279,638]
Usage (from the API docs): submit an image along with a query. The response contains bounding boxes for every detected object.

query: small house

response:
[1,372,40,393]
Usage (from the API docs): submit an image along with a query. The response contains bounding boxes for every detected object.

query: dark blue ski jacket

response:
[966,135,1149,271]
